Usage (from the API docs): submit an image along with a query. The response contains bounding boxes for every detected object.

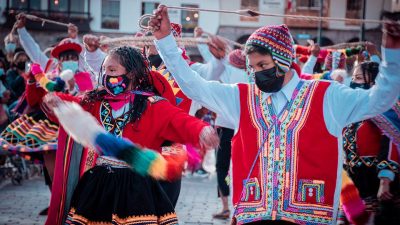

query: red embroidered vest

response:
[232,80,340,224]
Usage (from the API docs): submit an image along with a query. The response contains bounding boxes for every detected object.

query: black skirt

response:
[65,165,178,225]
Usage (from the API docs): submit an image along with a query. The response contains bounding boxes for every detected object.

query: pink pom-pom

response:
[31,63,43,75]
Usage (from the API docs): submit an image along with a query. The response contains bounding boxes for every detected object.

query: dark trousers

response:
[159,179,182,207]
[216,127,234,197]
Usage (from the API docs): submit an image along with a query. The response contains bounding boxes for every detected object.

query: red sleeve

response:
[25,82,47,107]
[154,100,208,148]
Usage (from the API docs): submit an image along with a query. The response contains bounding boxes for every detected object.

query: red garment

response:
[40,92,207,225]
[232,81,340,224]
[25,82,47,107]
[355,121,383,157]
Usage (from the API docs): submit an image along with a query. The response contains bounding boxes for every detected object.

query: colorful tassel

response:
[340,170,370,225]
[31,63,65,92]
[186,144,201,171]
[53,100,185,180]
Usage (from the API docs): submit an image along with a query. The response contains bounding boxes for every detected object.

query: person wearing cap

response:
[149,5,400,224]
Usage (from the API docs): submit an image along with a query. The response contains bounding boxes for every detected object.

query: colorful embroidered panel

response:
[100,101,130,137]
[234,81,336,225]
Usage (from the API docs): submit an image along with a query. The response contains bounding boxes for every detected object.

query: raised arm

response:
[190,36,227,81]
[15,14,48,68]
[324,23,400,136]
[151,6,240,130]
[301,44,320,74]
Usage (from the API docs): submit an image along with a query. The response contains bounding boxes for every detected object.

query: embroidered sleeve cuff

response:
[378,169,395,181]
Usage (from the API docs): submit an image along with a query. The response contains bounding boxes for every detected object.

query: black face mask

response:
[15,61,26,71]
[255,66,285,93]
[349,81,370,90]
[148,54,163,68]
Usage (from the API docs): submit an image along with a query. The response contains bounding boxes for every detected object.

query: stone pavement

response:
[0,174,231,225]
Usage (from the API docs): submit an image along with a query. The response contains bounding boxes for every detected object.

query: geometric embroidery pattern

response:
[234,81,334,225]
[241,178,261,202]
[297,179,325,203]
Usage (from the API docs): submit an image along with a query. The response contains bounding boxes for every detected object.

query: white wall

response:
[219,0,284,27]
[90,0,220,34]
[329,0,383,30]
[384,0,400,12]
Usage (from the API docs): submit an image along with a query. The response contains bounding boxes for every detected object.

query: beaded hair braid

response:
[82,46,161,124]
[359,61,379,86]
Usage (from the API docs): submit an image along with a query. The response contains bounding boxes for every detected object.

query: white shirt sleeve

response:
[190,57,225,81]
[301,55,317,74]
[155,34,240,130]
[17,27,49,68]
[197,42,213,63]
[80,48,106,81]
[323,47,400,137]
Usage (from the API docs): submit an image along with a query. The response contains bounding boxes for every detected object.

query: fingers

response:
[383,20,400,37]
[43,93,63,109]
[379,191,393,201]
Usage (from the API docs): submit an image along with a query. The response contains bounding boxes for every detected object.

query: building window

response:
[10,0,41,10]
[346,0,362,19]
[142,2,159,15]
[70,0,86,17]
[102,0,120,29]
[240,0,259,22]
[345,0,362,25]
[297,0,321,9]
[180,4,199,34]
[50,0,69,12]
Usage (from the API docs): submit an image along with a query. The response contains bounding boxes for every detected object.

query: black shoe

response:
[39,207,49,216]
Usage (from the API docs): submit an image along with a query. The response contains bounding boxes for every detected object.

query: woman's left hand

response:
[377,177,393,201]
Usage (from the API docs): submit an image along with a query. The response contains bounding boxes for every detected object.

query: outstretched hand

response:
[15,13,26,29]
[68,23,78,39]
[382,20,400,49]
[83,34,100,52]
[148,5,171,40]
[208,36,227,60]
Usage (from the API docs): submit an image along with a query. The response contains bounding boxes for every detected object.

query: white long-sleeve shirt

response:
[196,43,249,128]
[17,27,105,79]
[155,33,400,138]
[187,55,225,116]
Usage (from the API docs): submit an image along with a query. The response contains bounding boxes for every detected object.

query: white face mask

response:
[5,43,16,53]
[61,61,79,73]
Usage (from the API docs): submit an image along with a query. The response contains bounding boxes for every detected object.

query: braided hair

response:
[358,61,379,86]
[82,46,160,123]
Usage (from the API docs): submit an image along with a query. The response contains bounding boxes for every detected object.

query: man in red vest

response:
[149,5,400,225]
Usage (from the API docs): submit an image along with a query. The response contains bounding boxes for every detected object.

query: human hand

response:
[148,5,171,40]
[377,177,393,201]
[67,23,78,39]
[208,36,227,60]
[15,13,27,29]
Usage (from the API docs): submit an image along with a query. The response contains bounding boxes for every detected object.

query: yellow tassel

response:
[148,155,168,180]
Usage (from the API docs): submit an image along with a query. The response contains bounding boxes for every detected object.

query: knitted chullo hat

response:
[245,24,295,73]
[228,49,246,69]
